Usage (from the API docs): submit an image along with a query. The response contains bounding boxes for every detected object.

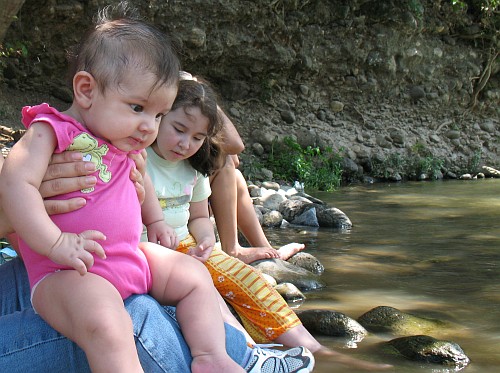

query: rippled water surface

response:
[264,179,500,372]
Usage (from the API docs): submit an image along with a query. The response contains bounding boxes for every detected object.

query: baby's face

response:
[85,71,177,152]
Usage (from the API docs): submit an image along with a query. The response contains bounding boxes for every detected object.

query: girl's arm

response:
[187,198,215,262]
[141,173,178,249]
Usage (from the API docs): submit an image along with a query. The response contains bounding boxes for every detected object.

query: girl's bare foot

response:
[277,243,305,261]
[233,245,280,264]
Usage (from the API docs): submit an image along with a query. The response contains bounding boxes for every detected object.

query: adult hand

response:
[40,152,97,215]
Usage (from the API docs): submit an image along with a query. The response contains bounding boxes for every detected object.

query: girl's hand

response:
[147,220,179,249]
[47,230,106,275]
[188,237,214,263]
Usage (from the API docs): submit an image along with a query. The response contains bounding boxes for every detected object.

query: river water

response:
[264,179,500,372]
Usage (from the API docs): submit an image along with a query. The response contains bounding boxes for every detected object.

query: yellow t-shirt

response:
[142,146,211,241]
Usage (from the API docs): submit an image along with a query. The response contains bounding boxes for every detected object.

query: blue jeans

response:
[0,258,247,372]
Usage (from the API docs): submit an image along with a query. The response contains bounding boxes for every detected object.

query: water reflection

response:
[264,179,500,372]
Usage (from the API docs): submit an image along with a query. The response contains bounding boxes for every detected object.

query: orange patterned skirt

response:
[176,235,301,343]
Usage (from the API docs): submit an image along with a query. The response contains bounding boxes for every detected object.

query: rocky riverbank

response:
[1,1,499,184]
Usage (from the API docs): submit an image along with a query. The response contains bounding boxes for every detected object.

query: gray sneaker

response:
[244,346,315,373]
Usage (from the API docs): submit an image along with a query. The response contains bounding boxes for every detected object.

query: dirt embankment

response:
[1,1,498,179]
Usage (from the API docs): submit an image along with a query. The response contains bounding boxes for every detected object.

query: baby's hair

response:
[171,77,225,176]
[66,1,179,93]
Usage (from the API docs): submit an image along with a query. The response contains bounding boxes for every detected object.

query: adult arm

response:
[218,107,244,155]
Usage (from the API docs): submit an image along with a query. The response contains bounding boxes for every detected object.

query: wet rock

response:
[385,335,470,368]
[286,252,324,275]
[278,199,352,229]
[251,259,325,291]
[290,207,319,227]
[357,306,452,336]
[261,272,277,287]
[279,199,313,222]
[261,181,280,191]
[261,192,286,211]
[274,282,305,303]
[296,309,367,341]
[482,166,500,177]
[261,210,283,228]
[315,205,352,229]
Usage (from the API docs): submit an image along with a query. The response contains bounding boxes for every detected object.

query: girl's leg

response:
[209,158,241,256]
[209,160,280,264]
[141,243,244,373]
[33,271,143,373]
[234,169,305,262]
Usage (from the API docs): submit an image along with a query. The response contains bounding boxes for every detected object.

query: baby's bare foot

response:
[278,243,305,261]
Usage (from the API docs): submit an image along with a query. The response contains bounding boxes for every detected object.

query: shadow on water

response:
[264,179,500,372]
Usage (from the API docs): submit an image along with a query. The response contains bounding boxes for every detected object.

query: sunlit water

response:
[264,179,500,372]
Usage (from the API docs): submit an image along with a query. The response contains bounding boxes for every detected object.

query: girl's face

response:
[153,106,209,162]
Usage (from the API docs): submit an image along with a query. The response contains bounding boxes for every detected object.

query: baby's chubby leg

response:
[140,242,244,373]
[33,271,143,373]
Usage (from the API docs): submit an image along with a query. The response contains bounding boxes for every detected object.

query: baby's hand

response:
[47,230,106,275]
[188,238,214,263]
[147,221,179,249]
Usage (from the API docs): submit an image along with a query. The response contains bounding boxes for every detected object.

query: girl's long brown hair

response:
[171,78,225,176]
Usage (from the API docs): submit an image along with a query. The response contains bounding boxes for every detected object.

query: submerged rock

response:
[357,306,451,336]
[296,309,367,341]
[385,335,470,368]
[251,258,325,291]
[274,282,305,303]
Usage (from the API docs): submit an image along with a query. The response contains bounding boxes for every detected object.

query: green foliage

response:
[238,153,266,182]
[371,144,445,181]
[452,149,483,174]
[0,41,28,59]
[266,137,343,191]
[450,0,499,20]
[0,40,29,71]
[407,0,425,20]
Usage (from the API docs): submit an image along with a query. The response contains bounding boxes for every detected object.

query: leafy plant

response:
[371,145,445,181]
[265,137,343,191]
[0,41,29,72]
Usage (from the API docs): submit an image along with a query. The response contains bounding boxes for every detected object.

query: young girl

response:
[144,74,395,372]
[0,9,244,373]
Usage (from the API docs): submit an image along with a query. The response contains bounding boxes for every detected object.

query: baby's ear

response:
[73,71,96,109]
